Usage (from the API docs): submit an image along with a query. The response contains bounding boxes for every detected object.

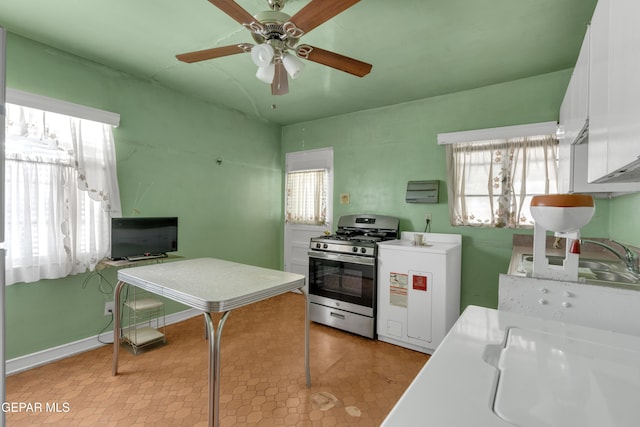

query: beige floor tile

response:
[6,292,428,426]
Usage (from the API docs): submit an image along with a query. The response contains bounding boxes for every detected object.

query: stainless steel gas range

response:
[308,214,399,338]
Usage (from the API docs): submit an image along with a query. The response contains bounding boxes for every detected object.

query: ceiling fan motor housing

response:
[251,10,299,49]
[267,0,287,11]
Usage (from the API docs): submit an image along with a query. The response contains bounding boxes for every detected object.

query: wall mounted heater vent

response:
[406,180,439,203]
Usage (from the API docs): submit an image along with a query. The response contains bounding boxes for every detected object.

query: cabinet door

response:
[558,26,590,194]
[407,271,432,343]
[557,88,573,193]
[573,27,590,130]
[606,0,640,173]
[587,0,610,183]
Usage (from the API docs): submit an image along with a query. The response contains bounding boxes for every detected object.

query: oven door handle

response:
[308,250,376,266]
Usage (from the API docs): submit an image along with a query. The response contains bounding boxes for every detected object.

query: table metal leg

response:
[112,280,126,376]
[300,287,311,388]
[203,311,230,427]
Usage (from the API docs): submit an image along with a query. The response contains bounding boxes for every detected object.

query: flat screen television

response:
[110,217,178,261]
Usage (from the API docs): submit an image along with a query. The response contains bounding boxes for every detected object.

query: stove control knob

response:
[316,243,321,249]
[361,248,367,254]
[323,243,328,249]
[352,247,358,253]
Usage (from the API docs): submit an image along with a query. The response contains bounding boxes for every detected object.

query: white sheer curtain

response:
[285,169,328,225]
[446,135,558,228]
[4,103,122,285]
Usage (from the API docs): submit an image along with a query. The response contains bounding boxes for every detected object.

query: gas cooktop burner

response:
[321,234,383,243]
[309,214,400,256]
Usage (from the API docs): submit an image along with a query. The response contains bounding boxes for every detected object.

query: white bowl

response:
[530,194,595,233]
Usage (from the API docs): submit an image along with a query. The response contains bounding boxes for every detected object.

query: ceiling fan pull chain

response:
[282,22,304,39]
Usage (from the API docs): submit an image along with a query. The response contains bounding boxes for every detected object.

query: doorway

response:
[283,148,333,292]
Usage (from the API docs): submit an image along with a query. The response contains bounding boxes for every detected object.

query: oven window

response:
[309,257,374,307]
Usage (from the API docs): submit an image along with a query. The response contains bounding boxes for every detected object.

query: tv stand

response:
[125,253,168,262]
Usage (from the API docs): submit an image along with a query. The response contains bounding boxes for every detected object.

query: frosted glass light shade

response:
[282,53,305,79]
[251,44,274,67]
[256,63,275,84]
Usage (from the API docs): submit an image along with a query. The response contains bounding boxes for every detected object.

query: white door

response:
[284,148,333,292]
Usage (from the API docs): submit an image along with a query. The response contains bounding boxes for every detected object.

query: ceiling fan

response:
[176,0,372,95]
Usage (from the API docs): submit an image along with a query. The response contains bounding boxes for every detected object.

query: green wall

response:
[610,193,640,246]
[5,33,283,359]
[5,30,632,361]
[282,70,611,310]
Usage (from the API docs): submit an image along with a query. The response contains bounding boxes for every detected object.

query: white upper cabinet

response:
[604,0,640,179]
[587,0,640,184]
[558,27,590,193]
[587,0,610,183]
[558,0,640,193]
[564,26,590,146]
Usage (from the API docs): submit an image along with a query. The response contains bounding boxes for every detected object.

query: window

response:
[439,123,559,228]
[4,91,121,285]
[285,169,328,225]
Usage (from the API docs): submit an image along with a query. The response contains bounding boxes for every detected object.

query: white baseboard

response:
[6,308,201,376]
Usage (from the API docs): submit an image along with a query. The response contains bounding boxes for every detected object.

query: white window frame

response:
[6,88,120,127]
[438,122,559,228]
[285,168,329,225]
[284,148,334,229]
[437,122,559,145]
[4,89,121,285]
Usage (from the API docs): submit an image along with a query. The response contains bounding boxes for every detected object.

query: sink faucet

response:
[579,239,640,275]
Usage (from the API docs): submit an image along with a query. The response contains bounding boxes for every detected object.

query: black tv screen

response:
[110,217,178,260]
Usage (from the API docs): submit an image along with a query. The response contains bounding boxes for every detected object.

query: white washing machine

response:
[377,232,461,354]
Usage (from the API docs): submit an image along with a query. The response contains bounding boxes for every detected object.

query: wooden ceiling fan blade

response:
[176,44,252,63]
[296,45,372,77]
[207,0,257,26]
[287,0,360,35]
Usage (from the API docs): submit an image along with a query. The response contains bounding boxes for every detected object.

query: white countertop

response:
[118,257,306,312]
[382,305,640,427]
[377,239,460,254]
[378,232,462,254]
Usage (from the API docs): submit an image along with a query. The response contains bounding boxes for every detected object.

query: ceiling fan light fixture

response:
[282,53,305,79]
[177,0,373,96]
[256,63,276,84]
[251,43,275,67]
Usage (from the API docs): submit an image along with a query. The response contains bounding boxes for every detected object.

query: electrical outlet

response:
[425,212,432,222]
[104,301,115,316]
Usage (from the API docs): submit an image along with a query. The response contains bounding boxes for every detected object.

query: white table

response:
[112,257,310,427]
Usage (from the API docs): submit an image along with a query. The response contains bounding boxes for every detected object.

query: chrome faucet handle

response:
[580,239,638,274]
[610,240,639,274]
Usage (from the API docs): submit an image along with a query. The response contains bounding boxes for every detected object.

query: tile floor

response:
[6,292,429,426]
